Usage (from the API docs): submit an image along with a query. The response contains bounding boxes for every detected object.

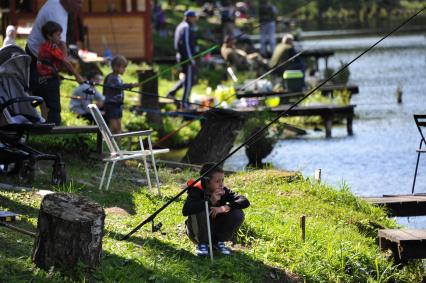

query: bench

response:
[33,126,102,154]
[379,229,426,261]
[236,84,359,99]
[187,104,356,138]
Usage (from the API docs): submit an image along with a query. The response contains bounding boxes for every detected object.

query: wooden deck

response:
[236,84,359,99]
[378,229,426,261]
[364,195,426,217]
[186,104,355,138]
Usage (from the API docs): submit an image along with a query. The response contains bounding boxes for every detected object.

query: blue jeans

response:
[260,21,276,57]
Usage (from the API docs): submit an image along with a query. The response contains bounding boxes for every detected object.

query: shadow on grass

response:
[0,193,39,217]
[105,229,300,282]
[0,220,300,282]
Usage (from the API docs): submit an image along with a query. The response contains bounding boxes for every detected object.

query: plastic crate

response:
[283,70,304,91]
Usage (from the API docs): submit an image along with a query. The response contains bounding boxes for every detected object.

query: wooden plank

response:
[186,105,356,120]
[50,126,99,134]
[182,105,355,138]
[365,196,426,204]
[379,229,426,242]
[236,84,359,99]
[378,229,426,261]
[364,195,426,217]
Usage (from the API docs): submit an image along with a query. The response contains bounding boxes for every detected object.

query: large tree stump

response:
[32,193,105,272]
[183,108,246,164]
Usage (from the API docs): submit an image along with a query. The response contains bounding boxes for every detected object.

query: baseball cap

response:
[184,10,197,18]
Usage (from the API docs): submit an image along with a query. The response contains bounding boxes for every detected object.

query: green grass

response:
[0,157,424,282]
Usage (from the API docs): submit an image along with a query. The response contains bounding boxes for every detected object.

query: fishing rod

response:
[0,221,36,238]
[60,75,214,110]
[139,21,267,85]
[121,6,426,241]
[153,50,305,146]
[61,48,304,115]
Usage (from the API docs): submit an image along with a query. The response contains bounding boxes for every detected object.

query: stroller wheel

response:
[19,161,35,184]
[52,163,67,185]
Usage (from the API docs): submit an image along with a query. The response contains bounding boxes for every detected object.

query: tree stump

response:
[32,193,105,272]
[183,108,246,164]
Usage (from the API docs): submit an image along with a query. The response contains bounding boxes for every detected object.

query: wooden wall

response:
[84,15,146,60]
[2,0,152,61]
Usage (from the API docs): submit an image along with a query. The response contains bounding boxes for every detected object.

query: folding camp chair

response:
[412,114,426,194]
[87,104,169,194]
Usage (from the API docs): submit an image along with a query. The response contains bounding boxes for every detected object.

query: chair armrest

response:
[112,130,152,139]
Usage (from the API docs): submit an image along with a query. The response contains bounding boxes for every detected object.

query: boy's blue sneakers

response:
[213,242,231,255]
[195,244,209,256]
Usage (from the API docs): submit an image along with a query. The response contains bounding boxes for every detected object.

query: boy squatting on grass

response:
[182,163,250,256]
[103,55,139,134]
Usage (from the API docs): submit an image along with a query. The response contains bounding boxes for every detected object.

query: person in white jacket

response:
[2,25,17,47]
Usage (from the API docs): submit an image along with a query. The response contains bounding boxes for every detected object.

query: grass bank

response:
[0,156,423,282]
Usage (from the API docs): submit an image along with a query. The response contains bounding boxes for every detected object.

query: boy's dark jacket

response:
[182,180,250,216]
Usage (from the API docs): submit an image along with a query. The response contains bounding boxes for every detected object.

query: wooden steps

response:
[379,229,426,261]
[364,195,426,217]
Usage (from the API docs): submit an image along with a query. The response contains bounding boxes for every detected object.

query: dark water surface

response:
[225,34,426,227]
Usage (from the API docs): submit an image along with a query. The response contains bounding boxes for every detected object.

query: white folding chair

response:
[88,104,169,194]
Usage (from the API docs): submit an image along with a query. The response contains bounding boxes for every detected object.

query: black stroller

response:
[0,45,66,184]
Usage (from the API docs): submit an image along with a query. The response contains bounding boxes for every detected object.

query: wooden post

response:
[32,193,105,272]
[300,215,306,242]
[346,116,353,136]
[138,69,164,136]
[324,117,332,138]
[314,169,321,183]
[396,85,403,104]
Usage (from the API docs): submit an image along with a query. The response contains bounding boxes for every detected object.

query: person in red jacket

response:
[182,163,250,256]
[36,20,84,125]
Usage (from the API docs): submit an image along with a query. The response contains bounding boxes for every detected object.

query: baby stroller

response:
[0,45,66,184]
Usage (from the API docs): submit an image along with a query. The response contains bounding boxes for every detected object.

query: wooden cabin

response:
[1,0,153,61]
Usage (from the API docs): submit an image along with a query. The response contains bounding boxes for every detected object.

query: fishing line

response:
[139,21,266,85]
[152,51,306,146]
[60,46,305,120]
[121,7,425,241]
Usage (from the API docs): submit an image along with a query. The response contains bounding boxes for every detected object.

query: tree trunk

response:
[138,69,164,136]
[32,193,105,272]
[245,127,275,168]
[183,108,246,164]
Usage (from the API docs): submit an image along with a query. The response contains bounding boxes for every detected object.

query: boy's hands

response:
[209,188,224,205]
[209,188,228,218]
[210,205,230,218]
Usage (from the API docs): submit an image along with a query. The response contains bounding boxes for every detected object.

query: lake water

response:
[225,34,426,228]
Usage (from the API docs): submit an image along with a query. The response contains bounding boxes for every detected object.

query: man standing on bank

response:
[258,0,277,58]
[167,10,198,110]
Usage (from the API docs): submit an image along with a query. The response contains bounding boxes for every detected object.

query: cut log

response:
[183,108,246,164]
[32,193,105,272]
